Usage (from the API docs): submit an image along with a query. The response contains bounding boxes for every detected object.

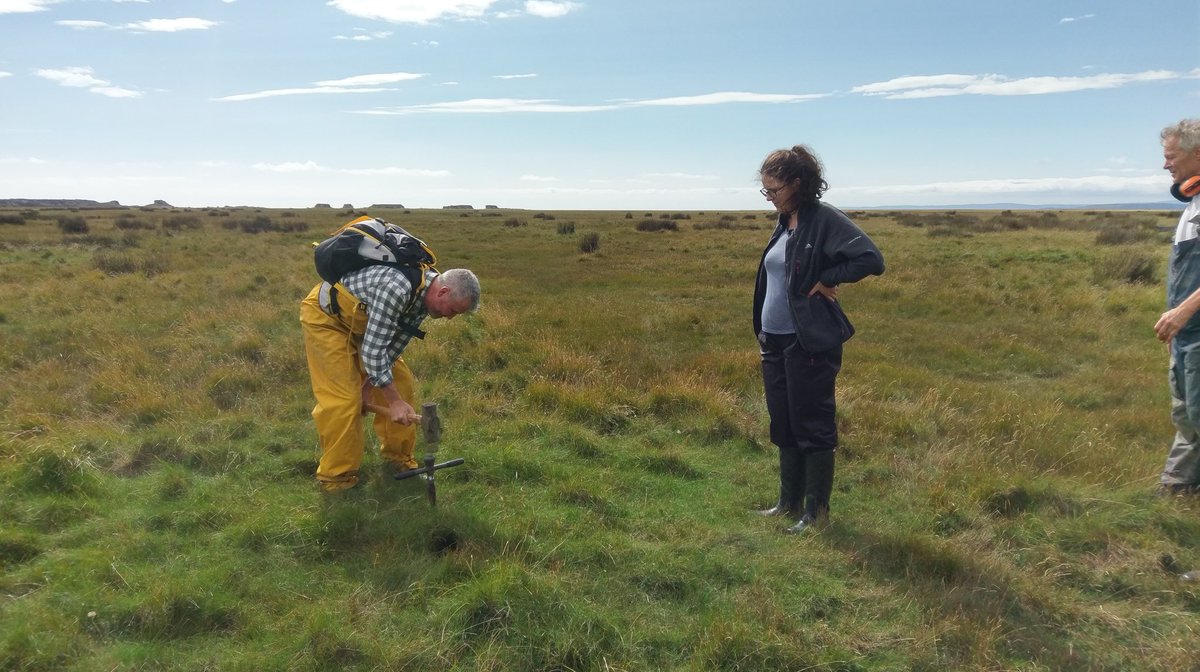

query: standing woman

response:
[752,145,884,533]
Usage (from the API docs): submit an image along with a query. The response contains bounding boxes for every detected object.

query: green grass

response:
[1,206,1198,670]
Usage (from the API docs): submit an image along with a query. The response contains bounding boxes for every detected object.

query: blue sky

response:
[1,0,1197,209]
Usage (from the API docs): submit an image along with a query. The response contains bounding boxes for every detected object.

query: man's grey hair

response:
[1162,118,1200,153]
[439,269,481,312]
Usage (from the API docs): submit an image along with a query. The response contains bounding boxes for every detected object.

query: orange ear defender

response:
[1172,176,1200,202]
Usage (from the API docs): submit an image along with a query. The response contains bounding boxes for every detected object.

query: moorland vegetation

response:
[0,205,1197,670]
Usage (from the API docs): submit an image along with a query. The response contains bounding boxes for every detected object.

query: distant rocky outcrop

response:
[146,199,172,208]
[484,204,500,209]
[443,204,474,210]
[341,203,354,210]
[369,203,406,209]
[0,198,122,208]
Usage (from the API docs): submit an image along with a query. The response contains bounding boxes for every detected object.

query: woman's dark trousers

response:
[759,332,842,518]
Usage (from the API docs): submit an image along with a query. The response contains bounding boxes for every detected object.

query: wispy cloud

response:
[58,20,110,30]
[1059,13,1096,24]
[35,66,141,98]
[852,69,1188,99]
[218,72,425,101]
[56,17,220,32]
[0,155,48,164]
[327,0,498,25]
[642,172,720,181]
[834,174,1166,198]
[629,91,827,106]
[316,72,425,86]
[358,90,824,115]
[523,1,581,18]
[252,160,449,177]
[494,73,537,80]
[0,71,12,79]
[357,98,618,114]
[333,30,393,41]
[520,174,559,182]
[0,0,61,14]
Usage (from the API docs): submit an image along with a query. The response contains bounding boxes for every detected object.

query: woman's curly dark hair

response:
[759,145,828,211]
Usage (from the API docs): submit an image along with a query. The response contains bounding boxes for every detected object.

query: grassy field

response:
[1,205,1198,671]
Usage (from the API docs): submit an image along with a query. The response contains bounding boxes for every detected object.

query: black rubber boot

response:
[785,450,834,533]
[757,447,804,516]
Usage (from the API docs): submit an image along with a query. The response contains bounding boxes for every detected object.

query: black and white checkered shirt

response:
[340,266,433,387]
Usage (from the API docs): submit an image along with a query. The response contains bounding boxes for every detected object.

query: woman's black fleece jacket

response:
[752,201,885,354]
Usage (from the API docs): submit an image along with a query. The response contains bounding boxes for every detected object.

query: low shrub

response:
[1095,226,1152,246]
[56,215,89,234]
[1093,251,1158,285]
[636,219,678,232]
[579,232,600,253]
[557,222,576,235]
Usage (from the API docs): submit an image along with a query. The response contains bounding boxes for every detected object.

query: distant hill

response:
[863,201,1185,211]
[0,198,123,209]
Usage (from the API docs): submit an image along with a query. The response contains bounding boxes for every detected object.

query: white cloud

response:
[327,0,498,24]
[252,161,449,177]
[0,71,11,78]
[0,0,60,14]
[35,66,141,98]
[642,172,719,181]
[835,174,1166,198]
[524,1,581,18]
[629,91,827,106]
[125,18,219,32]
[315,72,425,86]
[58,20,110,29]
[217,86,394,101]
[1059,13,1095,24]
[0,155,48,164]
[359,90,825,115]
[342,167,450,177]
[219,73,423,101]
[494,73,537,79]
[334,29,393,41]
[520,174,559,182]
[358,98,620,114]
[55,17,220,32]
[853,69,1185,99]
[253,161,322,173]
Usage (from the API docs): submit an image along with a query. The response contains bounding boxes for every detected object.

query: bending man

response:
[300,265,480,492]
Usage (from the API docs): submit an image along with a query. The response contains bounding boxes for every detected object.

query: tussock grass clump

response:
[93,251,167,276]
[503,217,526,227]
[113,214,155,230]
[0,214,26,225]
[221,215,306,233]
[579,231,600,253]
[636,219,678,232]
[0,533,42,568]
[532,212,556,220]
[1093,250,1158,284]
[19,448,99,496]
[162,214,203,231]
[1096,222,1155,245]
[56,215,88,234]
[555,221,575,234]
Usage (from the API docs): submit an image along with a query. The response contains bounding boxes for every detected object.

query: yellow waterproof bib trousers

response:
[300,283,418,491]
